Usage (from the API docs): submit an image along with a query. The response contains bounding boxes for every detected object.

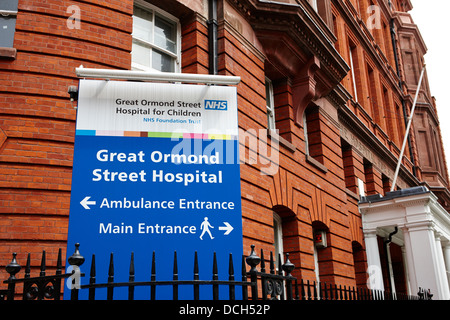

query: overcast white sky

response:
[409,1,450,168]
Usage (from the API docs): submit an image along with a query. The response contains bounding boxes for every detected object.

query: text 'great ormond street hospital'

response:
[90,149,223,185]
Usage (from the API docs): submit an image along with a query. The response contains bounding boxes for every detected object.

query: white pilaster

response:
[434,233,450,299]
[402,227,418,295]
[404,222,444,299]
[401,245,412,295]
[363,229,384,291]
[443,243,450,290]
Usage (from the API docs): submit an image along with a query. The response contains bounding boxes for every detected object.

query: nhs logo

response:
[204,100,227,111]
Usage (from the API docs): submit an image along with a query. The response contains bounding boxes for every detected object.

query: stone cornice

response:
[228,0,350,84]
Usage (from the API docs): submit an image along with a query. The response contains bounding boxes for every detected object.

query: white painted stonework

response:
[359,187,450,300]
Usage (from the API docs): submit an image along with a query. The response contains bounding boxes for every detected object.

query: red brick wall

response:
[3,0,441,293]
[216,17,360,286]
[0,0,133,274]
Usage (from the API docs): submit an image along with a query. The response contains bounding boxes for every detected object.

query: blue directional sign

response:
[65,80,242,299]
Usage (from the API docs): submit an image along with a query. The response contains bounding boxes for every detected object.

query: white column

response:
[402,227,418,295]
[401,246,412,295]
[403,222,444,299]
[364,229,384,291]
[443,242,450,290]
[434,233,450,299]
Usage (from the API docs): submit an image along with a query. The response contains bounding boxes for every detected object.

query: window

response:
[303,112,310,155]
[0,0,18,48]
[313,242,320,284]
[395,102,404,147]
[132,1,180,72]
[383,85,396,141]
[367,64,380,123]
[382,174,391,195]
[303,105,327,170]
[312,226,328,297]
[265,78,276,129]
[341,139,363,196]
[348,44,359,102]
[273,213,284,267]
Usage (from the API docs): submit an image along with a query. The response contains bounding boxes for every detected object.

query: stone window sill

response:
[0,47,17,59]
[306,154,328,173]
[345,188,360,201]
[267,129,296,153]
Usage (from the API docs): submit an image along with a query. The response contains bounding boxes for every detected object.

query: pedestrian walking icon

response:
[200,217,214,240]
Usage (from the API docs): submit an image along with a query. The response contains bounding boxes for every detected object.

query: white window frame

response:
[310,0,318,12]
[266,78,276,130]
[273,213,284,267]
[313,242,322,298]
[313,244,320,283]
[303,112,310,155]
[132,0,181,72]
[349,45,359,102]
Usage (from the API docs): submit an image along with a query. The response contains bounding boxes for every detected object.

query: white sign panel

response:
[76,80,238,137]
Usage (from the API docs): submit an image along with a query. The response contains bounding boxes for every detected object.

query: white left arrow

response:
[218,222,234,235]
[80,196,96,210]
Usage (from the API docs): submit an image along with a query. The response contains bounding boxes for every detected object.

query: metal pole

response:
[390,65,426,192]
[75,67,241,85]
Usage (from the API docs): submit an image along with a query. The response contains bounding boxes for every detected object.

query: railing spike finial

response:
[108,253,114,278]
[277,253,283,276]
[90,254,96,278]
[68,243,85,267]
[25,253,31,278]
[282,253,295,277]
[228,253,234,276]
[173,251,178,276]
[150,251,156,300]
[193,251,200,300]
[212,252,219,300]
[245,245,261,272]
[128,252,135,301]
[212,252,218,276]
[269,251,275,274]
[6,252,21,280]
[151,251,156,276]
[193,251,199,276]
[40,250,46,277]
[107,253,115,300]
[173,251,179,300]
[56,248,62,275]
[129,252,135,278]
[260,249,265,273]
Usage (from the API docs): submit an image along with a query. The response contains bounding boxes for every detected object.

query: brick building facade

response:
[1,0,450,298]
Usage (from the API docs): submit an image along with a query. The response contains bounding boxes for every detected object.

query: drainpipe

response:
[207,0,218,75]
[389,11,417,177]
[384,226,398,294]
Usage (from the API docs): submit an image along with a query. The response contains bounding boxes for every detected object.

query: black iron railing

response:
[0,243,432,301]
[294,279,432,300]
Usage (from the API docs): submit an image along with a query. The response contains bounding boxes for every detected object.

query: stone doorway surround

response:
[359,186,450,300]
